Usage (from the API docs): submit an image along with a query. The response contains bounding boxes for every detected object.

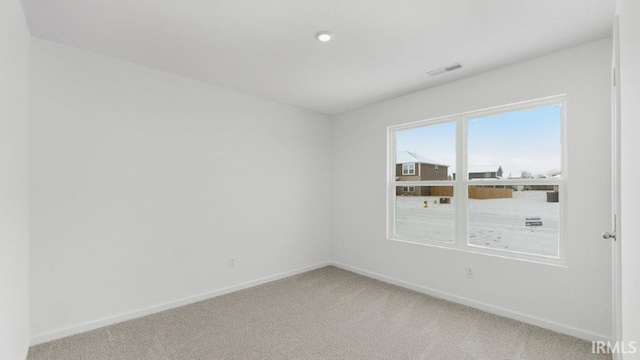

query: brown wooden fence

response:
[395,186,512,199]
[430,186,454,197]
[468,187,512,199]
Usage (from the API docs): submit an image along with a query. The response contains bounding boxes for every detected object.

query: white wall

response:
[29,38,331,341]
[0,0,30,359]
[331,39,613,340]
[618,0,640,358]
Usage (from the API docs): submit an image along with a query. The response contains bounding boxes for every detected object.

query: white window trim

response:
[387,95,568,266]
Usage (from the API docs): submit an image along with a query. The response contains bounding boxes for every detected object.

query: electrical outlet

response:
[465,266,474,279]
[229,257,236,268]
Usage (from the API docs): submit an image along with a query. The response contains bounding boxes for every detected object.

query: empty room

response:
[2,0,640,359]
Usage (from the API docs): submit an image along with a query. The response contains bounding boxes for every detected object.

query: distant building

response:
[396,150,449,196]
[468,165,503,179]
[451,165,503,180]
[505,172,524,191]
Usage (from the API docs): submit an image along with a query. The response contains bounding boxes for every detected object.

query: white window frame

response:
[402,163,416,175]
[387,95,567,266]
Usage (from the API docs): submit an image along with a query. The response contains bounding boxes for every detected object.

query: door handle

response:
[602,231,616,240]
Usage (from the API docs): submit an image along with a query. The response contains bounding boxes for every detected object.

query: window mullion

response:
[456,116,466,248]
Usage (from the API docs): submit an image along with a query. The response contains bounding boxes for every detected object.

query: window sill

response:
[386,235,567,267]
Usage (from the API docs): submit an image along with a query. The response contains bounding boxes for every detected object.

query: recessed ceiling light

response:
[315,31,334,42]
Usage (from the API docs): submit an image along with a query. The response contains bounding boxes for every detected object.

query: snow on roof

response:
[396,150,449,167]
[468,165,502,174]
[506,172,523,179]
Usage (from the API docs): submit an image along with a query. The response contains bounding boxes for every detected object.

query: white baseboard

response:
[30,261,331,346]
[30,260,610,347]
[331,261,611,343]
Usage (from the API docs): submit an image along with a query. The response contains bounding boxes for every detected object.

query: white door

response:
[610,15,622,358]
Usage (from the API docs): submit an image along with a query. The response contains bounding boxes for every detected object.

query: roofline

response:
[396,161,450,167]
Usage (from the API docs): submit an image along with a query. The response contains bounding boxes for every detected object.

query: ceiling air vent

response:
[427,62,463,77]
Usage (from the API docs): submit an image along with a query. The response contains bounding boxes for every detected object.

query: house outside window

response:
[388,96,565,264]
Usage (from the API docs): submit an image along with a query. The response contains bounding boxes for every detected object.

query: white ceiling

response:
[21,0,614,115]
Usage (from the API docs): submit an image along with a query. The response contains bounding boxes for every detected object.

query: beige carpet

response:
[28,266,611,360]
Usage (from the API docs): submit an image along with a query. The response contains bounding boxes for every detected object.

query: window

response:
[388,96,565,263]
[402,163,416,175]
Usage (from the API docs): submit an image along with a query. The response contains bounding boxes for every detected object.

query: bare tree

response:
[546,169,561,177]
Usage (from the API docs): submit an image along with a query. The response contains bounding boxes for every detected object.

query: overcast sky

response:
[396,104,562,177]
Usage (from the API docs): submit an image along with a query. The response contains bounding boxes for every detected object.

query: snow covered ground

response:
[395,195,455,243]
[395,191,559,256]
